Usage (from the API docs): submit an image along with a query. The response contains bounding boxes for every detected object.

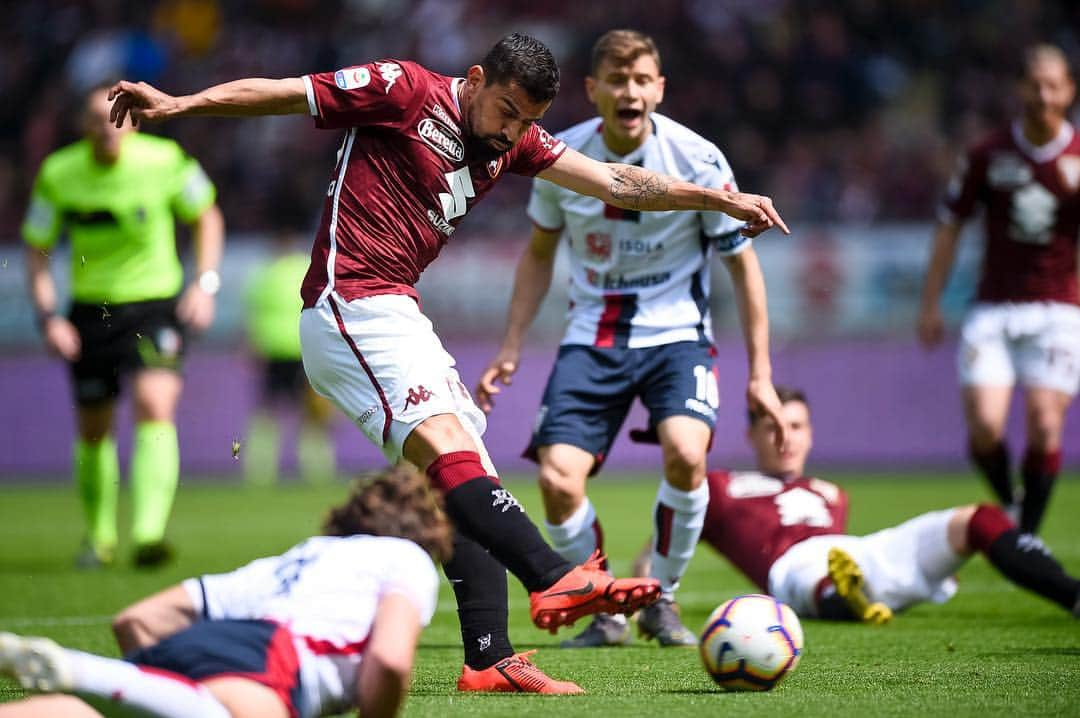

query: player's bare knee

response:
[662,442,707,490]
[1024,408,1063,451]
[947,505,979,555]
[537,464,584,521]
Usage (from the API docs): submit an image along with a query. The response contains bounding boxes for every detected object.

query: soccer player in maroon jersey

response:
[107,33,789,693]
[635,387,1080,622]
[918,44,1080,535]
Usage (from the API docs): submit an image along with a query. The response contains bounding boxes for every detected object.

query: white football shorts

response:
[958,302,1080,396]
[299,292,491,467]
[767,509,966,616]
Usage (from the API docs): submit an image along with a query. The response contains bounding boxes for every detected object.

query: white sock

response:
[66,649,231,718]
[544,498,602,566]
[650,479,710,599]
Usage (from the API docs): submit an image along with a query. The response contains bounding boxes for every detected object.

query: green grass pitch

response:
[1,472,1078,717]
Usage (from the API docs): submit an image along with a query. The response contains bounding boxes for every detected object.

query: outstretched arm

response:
[109,78,309,127]
[356,593,423,718]
[917,220,963,348]
[722,247,785,450]
[475,224,560,413]
[538,148,789,238]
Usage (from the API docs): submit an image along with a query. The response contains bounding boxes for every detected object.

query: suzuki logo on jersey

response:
[427,208,456,237]
[419,119,465,162]
[586,232,612,261]
[377,62,402,93]
[334,67,371,90]
[403,385,433,410]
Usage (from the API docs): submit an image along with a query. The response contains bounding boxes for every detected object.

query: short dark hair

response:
[748,386,809,426]
[323,464,453,564]
[590,29,661,75]
[480,33,560,103]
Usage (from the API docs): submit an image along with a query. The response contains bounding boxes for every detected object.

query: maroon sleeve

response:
[506,124,567,177]
[305,60,421,130]
[833,487,850,533]
[940,143,988,222]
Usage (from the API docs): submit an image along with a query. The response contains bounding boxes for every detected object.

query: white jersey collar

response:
[1011,119,1073,163]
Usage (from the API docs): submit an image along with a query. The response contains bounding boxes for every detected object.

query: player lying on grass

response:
[634,387,1080,623]
[0,465,452,718]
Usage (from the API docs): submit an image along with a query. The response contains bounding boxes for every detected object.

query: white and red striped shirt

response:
[299,59,566,308]
[527,113,747,348]
[185,535,438,718]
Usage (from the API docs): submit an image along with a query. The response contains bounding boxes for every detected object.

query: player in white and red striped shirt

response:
[106,33,788,692]
[477,30,782,649]
[0,466,449,718]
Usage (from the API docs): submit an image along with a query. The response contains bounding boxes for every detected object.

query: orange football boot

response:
[530,551,661,633]
[457,650,584,694]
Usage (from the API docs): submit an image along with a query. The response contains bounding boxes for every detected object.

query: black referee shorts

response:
[68,298,186,406]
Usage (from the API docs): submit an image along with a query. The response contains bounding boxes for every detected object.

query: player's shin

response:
[649,479,709,599]
[73,436,119,558]
[130,421,179,546]
[1019,448,1061,534]
[968,504,1080,611]
[544,498,604,567]
[968,439,1014,507]
[427,452,571,592]
[443,533,514,670]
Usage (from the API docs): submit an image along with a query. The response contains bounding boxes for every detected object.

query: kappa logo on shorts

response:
[403,385,434,410]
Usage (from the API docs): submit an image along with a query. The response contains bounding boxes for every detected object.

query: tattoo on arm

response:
[609,165,672,209]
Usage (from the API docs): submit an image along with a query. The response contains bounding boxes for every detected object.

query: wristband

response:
[197,269,221,296]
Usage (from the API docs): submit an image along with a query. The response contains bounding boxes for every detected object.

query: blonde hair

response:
[590,29,661,75]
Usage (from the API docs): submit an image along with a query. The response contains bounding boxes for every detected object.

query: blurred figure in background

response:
[919,44,1080,534]
[477,29,784,648]
[21,81,224,568]
[243,227,337,487]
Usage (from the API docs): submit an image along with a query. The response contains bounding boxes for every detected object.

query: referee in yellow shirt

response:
[22,82,225,568]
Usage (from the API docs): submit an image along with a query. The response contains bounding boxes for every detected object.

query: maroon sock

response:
[1020,448,1061,534]
[968,440,1013,506]
[427,452,570,592]
[969,503,1080,611]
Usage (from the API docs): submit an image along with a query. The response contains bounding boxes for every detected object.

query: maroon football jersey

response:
[701,470,849,591]
[941,122,1080,305]
[299,60,567,307]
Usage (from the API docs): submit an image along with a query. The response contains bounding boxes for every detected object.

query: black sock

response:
[443,476,570,592]
[969,440,1013,506]
[444,532,514,670]
[984,529,1080,611]
[1020,449,1061,534]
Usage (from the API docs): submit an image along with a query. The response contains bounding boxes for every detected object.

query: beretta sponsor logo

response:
[429,104,460,134]
[418,118,464,162]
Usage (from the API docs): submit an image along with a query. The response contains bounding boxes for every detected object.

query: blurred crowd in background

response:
[3,0,1080,242]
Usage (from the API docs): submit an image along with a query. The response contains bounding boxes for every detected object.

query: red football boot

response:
[530,551,661,633]
[457,651,584,694]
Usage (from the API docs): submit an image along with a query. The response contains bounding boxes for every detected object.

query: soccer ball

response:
[699,593,804,691]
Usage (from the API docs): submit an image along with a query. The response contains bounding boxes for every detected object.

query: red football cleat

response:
[530,551,661,633]
[457,650,584,694]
